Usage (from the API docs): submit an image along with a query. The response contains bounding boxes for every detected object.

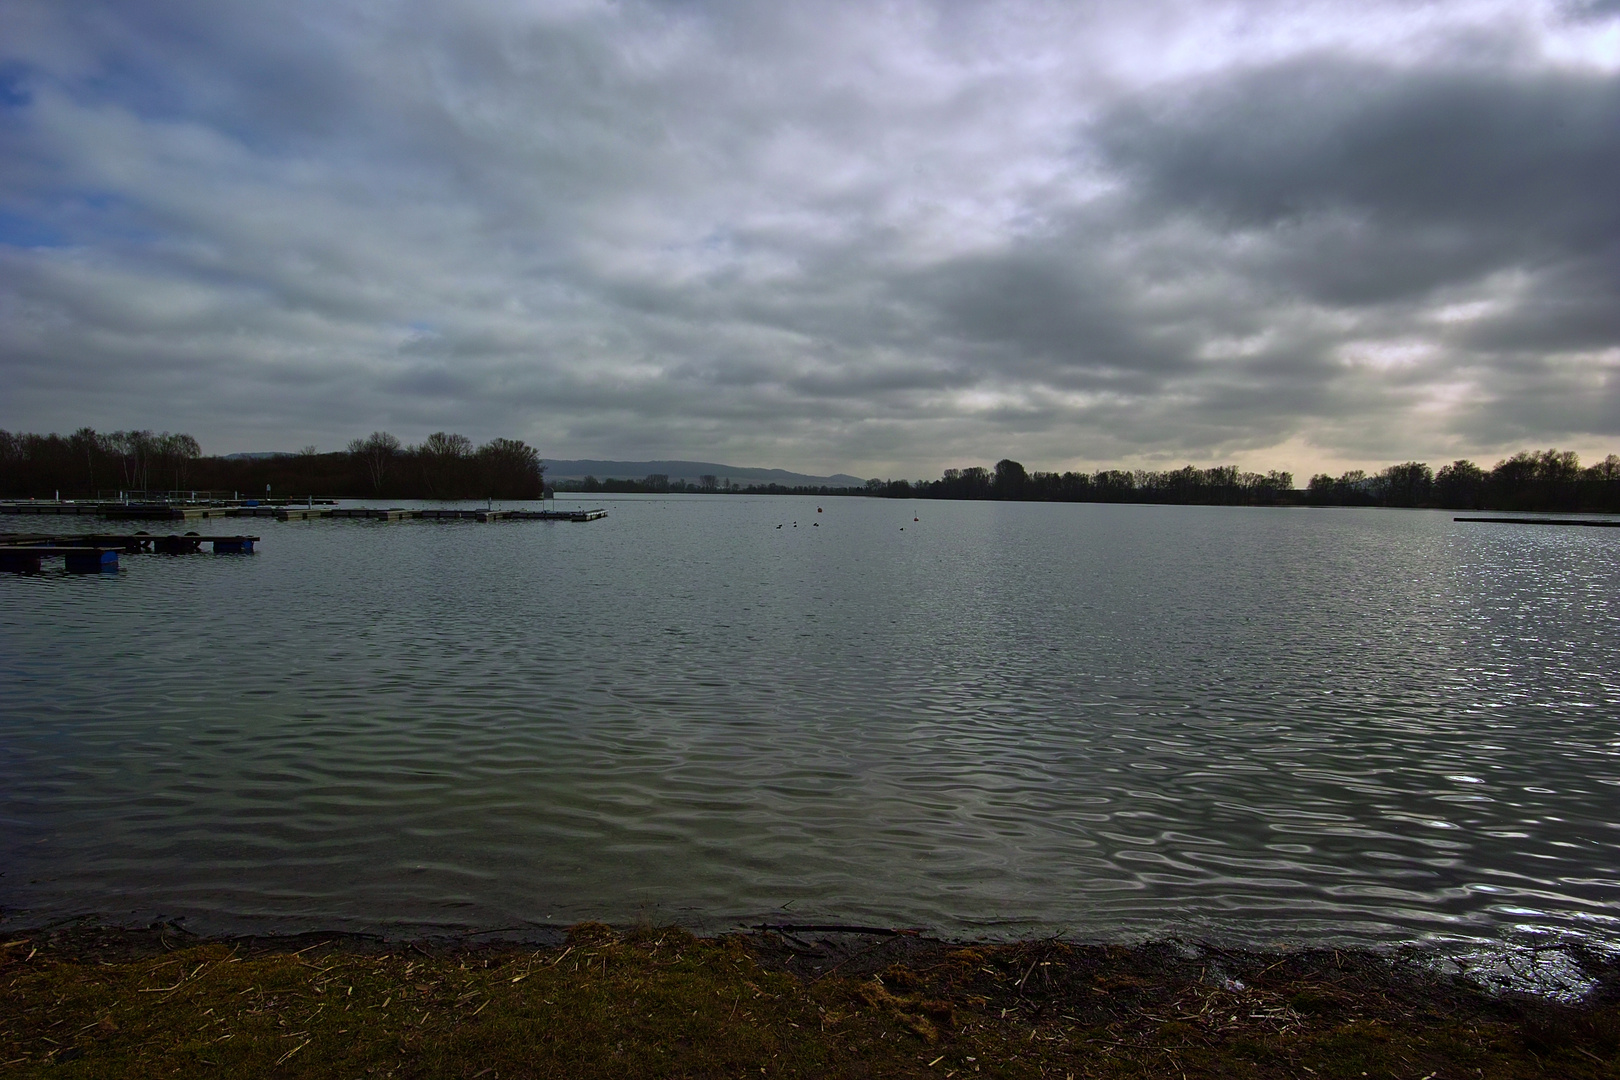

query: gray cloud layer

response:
[1,0,1616,475]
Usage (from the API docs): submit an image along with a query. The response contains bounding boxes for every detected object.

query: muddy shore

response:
[3,921,1617,1078]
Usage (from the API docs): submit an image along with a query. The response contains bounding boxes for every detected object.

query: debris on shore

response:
[3,922,1616,1077]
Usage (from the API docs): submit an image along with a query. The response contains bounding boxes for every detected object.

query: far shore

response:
[3,921,1616,1078]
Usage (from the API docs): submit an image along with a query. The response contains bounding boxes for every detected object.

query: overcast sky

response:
[1,0,1616,478]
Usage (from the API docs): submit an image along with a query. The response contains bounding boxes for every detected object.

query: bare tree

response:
[476,438,544,498]
[417,432,473,497]
[111,430,156,492]
[421,432,473,459]
[157,432,202,490]
[70,427,101,492]
[347,431,401,494]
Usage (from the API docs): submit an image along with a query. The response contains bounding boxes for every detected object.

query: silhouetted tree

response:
[417,432,473,497]
[475,437,544,499]
[1434,460,1485,508]
[156,432,202,491]
[993,459,1029,499]
[1489,449,1582,511]
[1379,462,1433,507]
[348,431,401,494]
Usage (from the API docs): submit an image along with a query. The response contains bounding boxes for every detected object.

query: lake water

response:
[2,496,1618,951]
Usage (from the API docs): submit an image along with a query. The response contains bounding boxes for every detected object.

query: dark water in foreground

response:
[2,497,1617,950]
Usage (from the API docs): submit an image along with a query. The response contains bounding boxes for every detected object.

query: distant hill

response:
[221,452,295,460]
[542,459,864,487]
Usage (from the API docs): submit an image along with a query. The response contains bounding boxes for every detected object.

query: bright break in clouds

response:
[1,0,1617,478]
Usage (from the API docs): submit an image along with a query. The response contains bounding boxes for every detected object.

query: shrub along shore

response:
[2,923,1617,1078]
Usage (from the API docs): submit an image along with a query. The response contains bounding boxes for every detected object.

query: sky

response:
[1,0,1617,480]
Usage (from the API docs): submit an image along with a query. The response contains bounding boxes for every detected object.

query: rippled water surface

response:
[3,497,1618,947]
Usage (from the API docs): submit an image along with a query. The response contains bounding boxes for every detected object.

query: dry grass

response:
[2,925,1616,1078]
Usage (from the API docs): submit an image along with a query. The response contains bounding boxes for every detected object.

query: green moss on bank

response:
[2,925,1616,1078]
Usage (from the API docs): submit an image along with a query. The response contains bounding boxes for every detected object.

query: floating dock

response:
[1,502,607,523]
[0,531,259,567]
[328,508,413,521]
[414,508,609,522]
[1455,516,1620,528]
[1,501,604,573]
[101,505,238,521]
[0,545,122,573]
[507,509,608,521]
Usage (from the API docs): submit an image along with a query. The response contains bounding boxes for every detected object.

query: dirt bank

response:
[2,921,1616,1077]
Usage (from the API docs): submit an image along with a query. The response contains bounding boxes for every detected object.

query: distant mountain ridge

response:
[542,459,864,487]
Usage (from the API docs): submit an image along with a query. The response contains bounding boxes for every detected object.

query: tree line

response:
[0,428,204,496]
[0,429,543,500]
[1302,451,1620,512]
[862,452,1617,512]
[881,460,1297,505]
[550,450,1620,512]
[556,474,859,496]
[4,428,1616,511]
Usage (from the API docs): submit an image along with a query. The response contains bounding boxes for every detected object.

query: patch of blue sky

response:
[71,51,333,159]
[0,209,68,249]
[0,64,31,108]
[37,192,169,248]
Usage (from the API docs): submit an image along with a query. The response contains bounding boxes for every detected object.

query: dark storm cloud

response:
[1096,61,1620,234]
[1063,51,1620,457]
[0,0,1616,475]
[1091,58,1620,304]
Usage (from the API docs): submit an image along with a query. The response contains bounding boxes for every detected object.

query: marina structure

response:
[0,500,606,572]
[0,500,607,523]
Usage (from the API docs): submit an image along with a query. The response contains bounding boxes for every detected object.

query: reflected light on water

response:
[1,497,1617,950]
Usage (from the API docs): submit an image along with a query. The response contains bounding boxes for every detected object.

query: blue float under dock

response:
[0,532,258,572]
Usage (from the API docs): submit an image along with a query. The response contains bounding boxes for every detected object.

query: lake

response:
[2,496,1617,951]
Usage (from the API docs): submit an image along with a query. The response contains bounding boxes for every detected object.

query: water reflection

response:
[1,498,1617,948]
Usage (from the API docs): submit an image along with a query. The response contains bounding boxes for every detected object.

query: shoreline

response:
[4,922,1617,1077]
